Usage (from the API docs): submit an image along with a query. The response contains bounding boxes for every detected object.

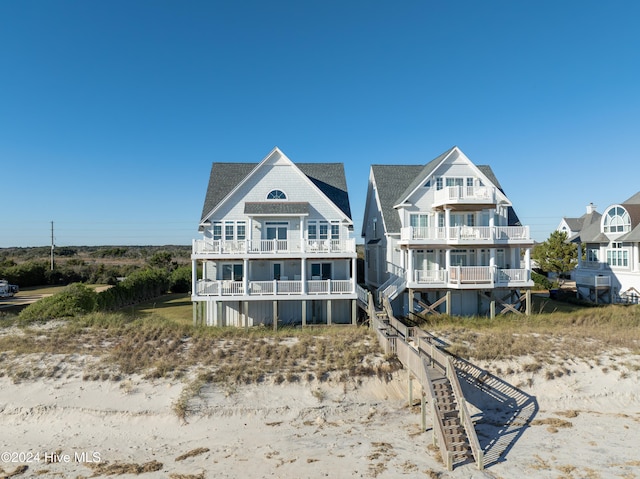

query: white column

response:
[524,248,531,270]
[489,208,496,240]
[243,259,249,296]
[633,244,639,272]
[300,217,305,252]
[407,249,414,283]
[191,259,198,296]
[351,257,357,293]
[445,208,451,239]
[301,258,307,294]
[445,249,451,270]
[577,242,583,268]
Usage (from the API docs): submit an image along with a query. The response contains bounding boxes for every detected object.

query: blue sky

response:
[1,1,639,247]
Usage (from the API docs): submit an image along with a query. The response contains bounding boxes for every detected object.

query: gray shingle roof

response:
[563,217,584,231]
[370,164,425,233]
[244,202,309,215]
[623,191,640,205]
[200,161,351,221]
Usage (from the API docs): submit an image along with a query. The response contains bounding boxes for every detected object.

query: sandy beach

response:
[1,346,639,479]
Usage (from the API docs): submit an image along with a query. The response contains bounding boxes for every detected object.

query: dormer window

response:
[267,189,287,200]
[603,206,631,234]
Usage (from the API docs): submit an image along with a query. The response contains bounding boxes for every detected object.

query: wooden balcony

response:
[192,238,356,257]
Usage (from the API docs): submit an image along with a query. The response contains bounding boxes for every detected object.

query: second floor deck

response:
[193,238,356,257]
[405,266,533,289]
[400,226,531,245]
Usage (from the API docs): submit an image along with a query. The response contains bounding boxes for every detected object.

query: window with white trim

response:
[603,206,631,233]
[218,221,246,241]
[267,189,287,200]
[308,220,339,240]
[213,222,222,241]
[222,263,243,281]
[410,214,429,228]
[607,242,628,267]
[311,262,332,280]
[225,223,234,241]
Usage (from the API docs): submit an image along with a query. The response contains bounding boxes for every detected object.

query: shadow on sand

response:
[453,357,539,468]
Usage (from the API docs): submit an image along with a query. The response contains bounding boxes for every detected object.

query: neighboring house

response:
[191,147,358,327]
[556,203,601,280]
[572,191,640,304]
[362,146,534,317]
[557,203,601,239]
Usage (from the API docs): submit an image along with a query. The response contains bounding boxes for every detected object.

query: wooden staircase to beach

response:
[432,377,473,464]
[361,290,483,471]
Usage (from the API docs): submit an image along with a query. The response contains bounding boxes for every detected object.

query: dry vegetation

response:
[0,310,401,422]
[414,301,640,374]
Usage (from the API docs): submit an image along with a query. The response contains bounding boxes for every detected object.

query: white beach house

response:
[191,147,358,327]
[572,191,640,304]
[362,146,534,317]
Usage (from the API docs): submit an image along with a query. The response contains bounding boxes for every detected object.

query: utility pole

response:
[50,221,55,271]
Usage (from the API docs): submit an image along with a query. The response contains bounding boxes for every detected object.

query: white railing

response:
[400,227,447,241]
[305,238,356,254]
[193,239,244,254]
[434,185,495,205]
[249,281,275,295]
[307,279,353,294]
[331,279,354,293]
[576,274,611,287]
[580,261,602,270]
[193,237,356,255]
[356,284,369,306]
[380,275,406,301]
[449,266,493,284]
[197,279,354,297]
[411,267,530,287]
[414,269,447,284]
[453,226,491,240]
[400,225,530,242]
[494,226,530,240]
[276,280,303,295]
[249,239,292,253]
[196,280,220,295]
[221,281,244,295]
[496,268,529,284]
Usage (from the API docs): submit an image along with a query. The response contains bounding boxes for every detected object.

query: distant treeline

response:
[0,246,191,288]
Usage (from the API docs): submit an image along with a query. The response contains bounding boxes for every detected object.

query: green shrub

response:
[97,268,170,311]
[0,261,48,287]
[532,271,553,290]
[18,283,98,323]
[170,266,192,293]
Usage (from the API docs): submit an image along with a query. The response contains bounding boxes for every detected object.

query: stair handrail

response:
[396,333,453,470]
[444,354,484,470]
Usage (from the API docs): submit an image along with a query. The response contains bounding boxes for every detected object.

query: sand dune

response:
[2,350,640,479]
